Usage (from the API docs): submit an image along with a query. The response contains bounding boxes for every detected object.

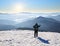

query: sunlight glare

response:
[12,3,24,13]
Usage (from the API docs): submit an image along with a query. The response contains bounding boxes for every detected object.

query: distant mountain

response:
[17,16,60,32]
[47,15,60,22]
[0,24,15,30]
[0,19,16,25]
[0,19,16,30]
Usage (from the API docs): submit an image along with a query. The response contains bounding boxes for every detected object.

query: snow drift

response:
[0,30,60,46]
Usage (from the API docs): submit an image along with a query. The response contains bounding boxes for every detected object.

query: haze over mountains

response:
[47,15,60,21]
[0,12,60,32]
[0,12,60,22]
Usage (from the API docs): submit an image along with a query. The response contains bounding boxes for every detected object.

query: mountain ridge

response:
[16,16,60,32]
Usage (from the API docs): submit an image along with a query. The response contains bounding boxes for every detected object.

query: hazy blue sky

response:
[0,0,60,13]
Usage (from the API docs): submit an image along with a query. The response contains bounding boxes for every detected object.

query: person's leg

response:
[36,31,38,37]
[34,31,38,38]
[34,31,37,38]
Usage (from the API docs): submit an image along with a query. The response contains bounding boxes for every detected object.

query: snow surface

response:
[0,30,60,46]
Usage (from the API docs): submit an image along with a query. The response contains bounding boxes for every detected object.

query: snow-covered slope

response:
[0,30,60,46]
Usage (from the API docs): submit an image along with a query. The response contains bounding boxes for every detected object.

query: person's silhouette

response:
[33,23,40,38]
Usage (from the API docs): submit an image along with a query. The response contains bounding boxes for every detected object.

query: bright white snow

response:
[0,30,60,46]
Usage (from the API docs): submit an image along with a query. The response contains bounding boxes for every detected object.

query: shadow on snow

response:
[37,37,50,44]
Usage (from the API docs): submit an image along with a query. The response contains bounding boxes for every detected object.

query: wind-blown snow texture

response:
[0,30,60,46]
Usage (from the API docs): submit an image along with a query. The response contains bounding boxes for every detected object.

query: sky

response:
[0,0,60,13]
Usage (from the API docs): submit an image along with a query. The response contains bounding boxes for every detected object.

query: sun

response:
[12,3,24,13]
